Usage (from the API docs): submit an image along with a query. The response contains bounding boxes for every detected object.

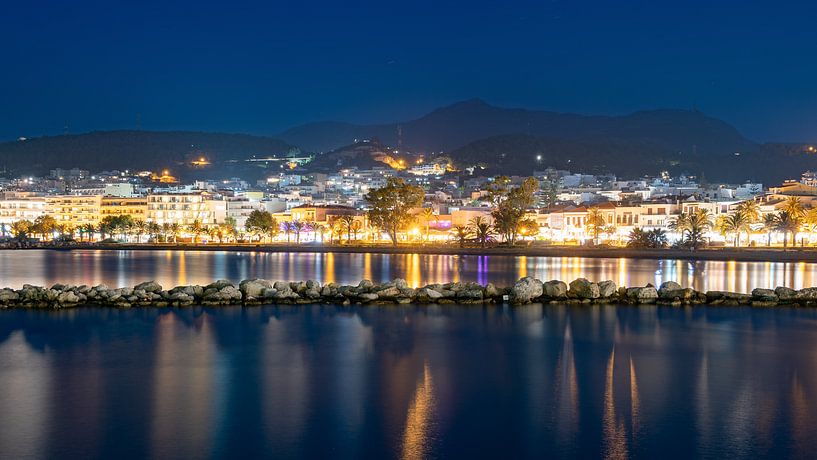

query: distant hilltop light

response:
[17,137,27,141]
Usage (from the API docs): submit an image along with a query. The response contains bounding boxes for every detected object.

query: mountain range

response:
[0,99,814,184]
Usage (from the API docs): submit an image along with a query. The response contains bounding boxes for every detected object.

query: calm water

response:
[1,249,817,293]
[1,305,817,459]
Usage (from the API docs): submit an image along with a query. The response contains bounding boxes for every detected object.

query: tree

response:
[627,228,668,248]
[670,209,712,249]
[450,225,471,248]
[541,179,558,208]
[245,210,274,242]
[147,222,162,243]
[517,218,539,241]
[169,223,181,243]
[33,215,57,240]
[291,220,308,244]
[188,219,206,244]
[80,223,96,242]
[490,177,538,245]
[762,213,777,247]
[468,216,494,248]
[775,211,801,248]
[365,177,425,246]
[11,220,33,241]
[338,215,356,243]
[736,200,760,223]
[716,212,750,247]
[132,219,147,243]
[783,196,805,218]
[585,207,606,242]
[419,207,435,241]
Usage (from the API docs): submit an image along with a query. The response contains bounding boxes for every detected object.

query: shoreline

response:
[0,277,809,310]
[8,242,817,263]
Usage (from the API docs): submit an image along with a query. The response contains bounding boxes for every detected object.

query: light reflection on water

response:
[2,249,817,293]
[1,305,817,459]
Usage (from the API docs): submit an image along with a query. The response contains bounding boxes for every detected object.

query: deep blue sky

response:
[2,0,816,142]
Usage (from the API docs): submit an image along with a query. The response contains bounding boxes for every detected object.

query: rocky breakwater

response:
[0,277,813,309]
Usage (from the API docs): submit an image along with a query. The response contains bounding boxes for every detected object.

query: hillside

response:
[0,130,297,178]
[280,98,758,157]
[447,134,817,184]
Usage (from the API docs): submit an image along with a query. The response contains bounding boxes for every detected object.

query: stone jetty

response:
[0,277,812,309]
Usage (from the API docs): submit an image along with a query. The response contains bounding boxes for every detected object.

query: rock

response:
[240,279,273,299]
[456,288,483,300]
[658,281,682,295]
[511,277,543,304]
[134,281,162,293]
[597,280,617,298]
[751,288,778,302]
[357,280,374,291]
[358,293,378,302]
[416,288,443,302]
[542,280,568,299]
[796,288,817,300]
[393,278,409,290]
[775,286,797,301]
[569,278,600,299]
[57,291,80,305]
[484,283,500,298]
[376,286,401,299]
[626,286,658,303]
[206,279,235,291]
[0,289,19,303]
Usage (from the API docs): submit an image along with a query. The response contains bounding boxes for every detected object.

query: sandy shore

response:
[9,242,817,263]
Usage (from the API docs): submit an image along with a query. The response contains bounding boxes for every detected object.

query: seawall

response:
[0,278,810,309]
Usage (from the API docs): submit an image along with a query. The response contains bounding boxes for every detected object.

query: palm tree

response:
[736,199,760,220]
[716,211,750,247]
[762,213,777,246]
[338,215,355,243]
[170,223,181,243]
[350,219,362,242]
[450,225,471,248]
[10,220,33,242]
[585,207,606,242]
[468,216,493,248]
[670,209,712,249]
[80,223,96,242]
[147,222,161,243]
[132,219,147,243]
[804,207,817,244]
[188,220,205,244]
[775,211,802,248]
[291,220,308,244]
[419,208,435,241]
[783,196,805,218]
[282,221,294,243]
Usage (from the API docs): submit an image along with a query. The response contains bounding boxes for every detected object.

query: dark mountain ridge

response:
[280,98,757,157]
[0,130,296,177]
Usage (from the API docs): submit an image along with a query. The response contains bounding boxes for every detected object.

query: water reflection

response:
[4,250,817,293]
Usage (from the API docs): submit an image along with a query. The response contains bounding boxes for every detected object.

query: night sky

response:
[2,0,816,142]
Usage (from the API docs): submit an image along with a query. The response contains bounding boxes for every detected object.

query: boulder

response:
[569,278,600,299]
[544,280,568,299]
[751,288,778,302]
[416,288,443,302]
[358,293,378,302]
[796,287,817,301]
[206,280,235,291]
[658,281,682,298]
[775,286,797,301]
[626,286,658,303]
[597,280,617,298]
[511,277,544,304]
[134,281,162,293]
[240,279,273,299]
